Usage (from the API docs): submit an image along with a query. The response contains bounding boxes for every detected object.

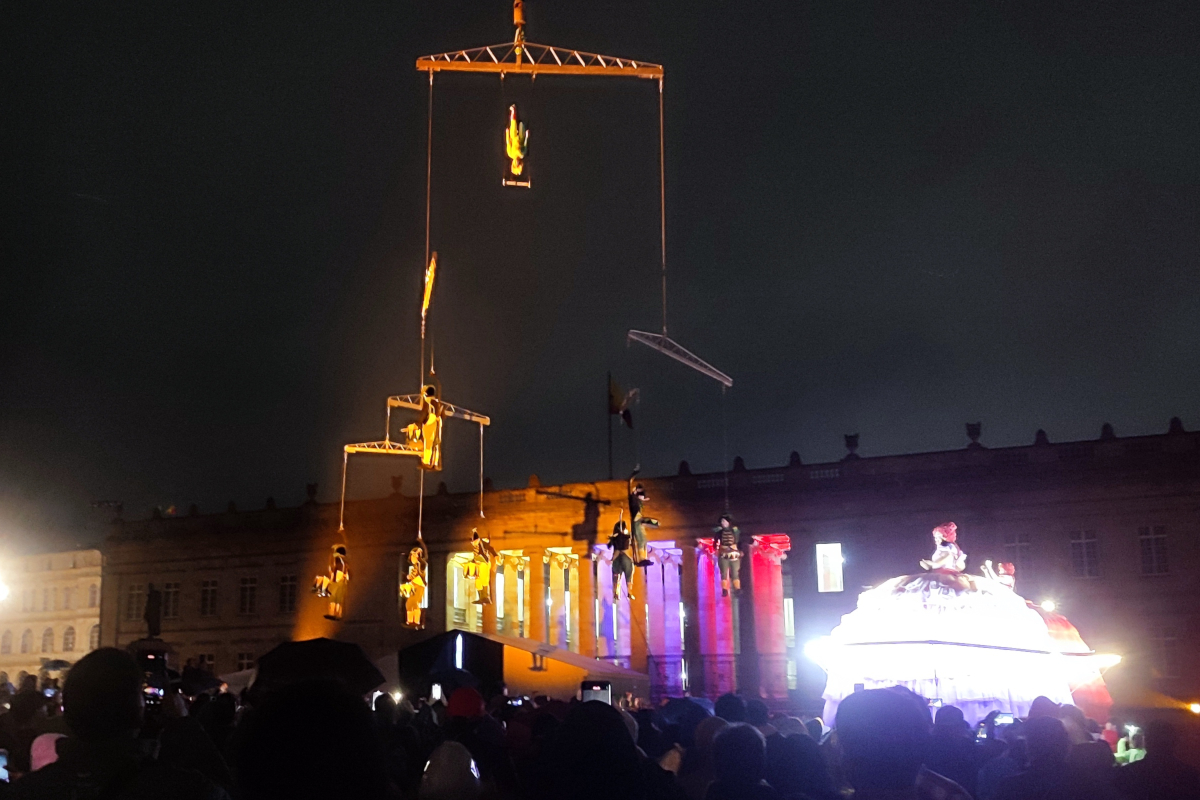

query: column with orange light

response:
[526,547,547,644]
[575,546,596,657]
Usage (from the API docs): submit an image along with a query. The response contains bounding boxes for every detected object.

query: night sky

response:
[4,1,1199,550]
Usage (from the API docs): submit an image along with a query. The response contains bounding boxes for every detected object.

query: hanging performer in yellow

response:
[505,104,529,176]
[419,385,444,470]
[464,529,498,604]
[312,544,350,621]
[399,544,428,628]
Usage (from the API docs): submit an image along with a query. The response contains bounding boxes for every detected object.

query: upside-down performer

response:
[312,544,350,621]
[399,544,428,628]
[627,469,658,567]
[713,514,742,597]
[504,105,529,176]
[464,529,498,605]
[608,513,635,601]
[418,385,444,470]
[812,522,1082,724]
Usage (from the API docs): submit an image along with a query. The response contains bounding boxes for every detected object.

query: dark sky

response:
[4,1,1199,550]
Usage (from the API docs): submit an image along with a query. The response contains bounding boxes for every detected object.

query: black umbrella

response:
[180,666,222,695]
[255,638,385,697]
[659,696,715,724]
[40,659,72,671]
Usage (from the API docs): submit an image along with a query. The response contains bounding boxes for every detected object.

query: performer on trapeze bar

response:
[505,104,529,176]
[399,543,428,628]
[714,513,742,597]
[627,468,658,567]
[312,544,350,621]
[465,529,498,605]
[608,512,635,601]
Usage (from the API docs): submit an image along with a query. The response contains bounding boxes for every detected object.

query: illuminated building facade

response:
[0,549,102,683]
[101,420,1200,705]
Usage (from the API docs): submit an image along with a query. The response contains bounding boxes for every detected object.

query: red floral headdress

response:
[932,522,958,543]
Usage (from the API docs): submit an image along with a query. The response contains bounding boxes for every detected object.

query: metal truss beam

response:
[417,41,662,79]
[627,330,733,388]
[388,395,492,426]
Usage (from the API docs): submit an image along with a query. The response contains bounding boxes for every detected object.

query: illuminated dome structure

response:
[809,522,1114,724]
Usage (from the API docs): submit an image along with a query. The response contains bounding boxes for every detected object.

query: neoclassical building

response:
[101,419,1200,705]
[0,549,102,683]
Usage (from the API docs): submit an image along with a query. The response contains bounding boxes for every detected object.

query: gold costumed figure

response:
[312,544,350,621]
[465,529,498,605]
[504,104,529,176]
[419,385,444,470]
[399,544,428,629]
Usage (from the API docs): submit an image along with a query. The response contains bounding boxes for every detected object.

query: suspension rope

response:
[479,422,486,518]
[337,450,349,536]
[721,385,730,513]
[418,469,425,541]
[658,77,667,336]
[422,70,434,388]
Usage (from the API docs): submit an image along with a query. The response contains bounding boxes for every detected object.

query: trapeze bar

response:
[387,395,492,426]
[627,330,733,388]
[416,42,663,79]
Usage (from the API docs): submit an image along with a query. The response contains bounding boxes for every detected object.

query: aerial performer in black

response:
[608,513,635,601]
[627,467,658,567]
[713,514,742,597]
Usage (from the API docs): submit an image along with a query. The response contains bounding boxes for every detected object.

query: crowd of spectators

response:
[0,648,1196,799]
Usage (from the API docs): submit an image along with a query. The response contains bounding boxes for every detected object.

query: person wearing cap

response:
[627,468,659,567]
[714,514,742,597]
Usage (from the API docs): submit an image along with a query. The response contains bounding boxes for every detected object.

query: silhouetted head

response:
[713,723,767,786]
[237,680,387,800]
[746,698,770,726]
[835,688,931,792]
[538,701,639,800]
[62,648,144,742]
[1024,715,1070,767]
[714,693,747,722]
[1145,720,1181,756]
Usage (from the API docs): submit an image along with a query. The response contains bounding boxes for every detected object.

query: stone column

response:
[549,554,567,648]
[575,546,597,658]
[629,564,648,675]
[526,547,547,644]
[735,539,760,697]
[501,557,520,637]
[426,550,448,633]
[481,583,498,635]
[680,543,703,694]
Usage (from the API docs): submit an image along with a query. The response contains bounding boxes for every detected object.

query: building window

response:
[236,652,255,671]
[88,625,100,651]
[20,591,30,612]
[1151,626,1180,678]
[53,588,60,611]
[279,575,297,614]
[0,631,10,655]
[42,589,50,612]
[62,627,76,653]
[200,581,218,616]
[1139,526,1168,575]
[1004,533,1033,577]
[125,584,145,621]
[41,628,54,653]
[1069,530,1099,578]
[20,630,32,654]
[88,584,98,608]
[196,653,215,672]
[162,582,180,619]
[239,578,258,615]
[62,588,73,610]
[816,543,844,593]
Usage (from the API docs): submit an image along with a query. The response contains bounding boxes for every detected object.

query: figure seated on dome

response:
[919,521,967,572]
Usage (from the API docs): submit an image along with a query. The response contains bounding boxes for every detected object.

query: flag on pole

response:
[608,376,638,429]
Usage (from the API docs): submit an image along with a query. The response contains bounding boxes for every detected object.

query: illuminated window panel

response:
[816,543,844,593]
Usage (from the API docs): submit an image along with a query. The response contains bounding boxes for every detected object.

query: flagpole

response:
[607,372,614,481]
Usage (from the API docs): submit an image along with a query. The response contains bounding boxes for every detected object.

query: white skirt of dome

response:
[819,574,1075,725]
